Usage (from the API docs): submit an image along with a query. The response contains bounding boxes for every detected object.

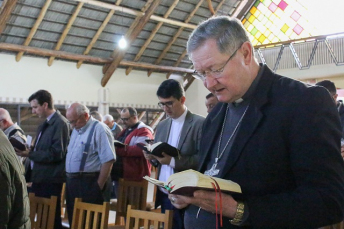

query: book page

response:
[26,135,32,146]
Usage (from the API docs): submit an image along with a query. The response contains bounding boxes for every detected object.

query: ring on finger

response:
[171,196,176,203]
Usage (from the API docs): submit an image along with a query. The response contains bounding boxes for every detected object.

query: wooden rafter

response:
[77,0,122,69]
[48,2,84,66]
[72,0,197,29]
[138,111,146,121]
[0,43,195,74]
[149,112,165,131]
[0,0,18,35]
[125,0,180,76]
[207,0,215,15]
[101,0,161,87]
[16,0,52,62]
[183,73,195,91]
[147,0,204,77]
[231,0,256,19]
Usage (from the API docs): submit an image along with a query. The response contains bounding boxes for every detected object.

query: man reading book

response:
[144,79,204,229]
[168,16,344,229]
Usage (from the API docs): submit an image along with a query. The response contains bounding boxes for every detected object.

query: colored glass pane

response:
[281,23,289,33]
[293,24,303,35]
[257,2,267,13]
[278,0,288,11]
[248,15,256,23]
[242,18,247,24]
[248,24,254,31]
[269,13,276,22]
[254,0,260,7]
[250,6,257,14]
[251,27,258,36]
[259,34,266,43]
[264,29,271,37]
[268,2,278,12]
[290,10,301,22]
[268,33,275,41]
[244,20,250,29]
[252,39,259,46]
[252,19,259,27]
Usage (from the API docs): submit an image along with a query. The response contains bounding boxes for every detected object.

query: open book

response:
[143,169,241,196]
[114,140,126,148]
[9,137,27,151]
[137,142,180,158]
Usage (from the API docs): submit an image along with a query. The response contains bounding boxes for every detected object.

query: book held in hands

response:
[137,141,180,158]
[9,137,27,151]
[114,140,126,148]
[143,169,241,196]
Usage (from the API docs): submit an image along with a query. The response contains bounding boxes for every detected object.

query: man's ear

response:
[180,96,186,104]
[242,42,253,65]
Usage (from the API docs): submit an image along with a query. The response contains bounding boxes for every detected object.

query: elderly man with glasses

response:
[144,79,205,229]
[115,107,154,183]
[167,16,344,229]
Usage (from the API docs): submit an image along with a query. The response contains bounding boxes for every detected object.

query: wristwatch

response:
[230,201,244,225]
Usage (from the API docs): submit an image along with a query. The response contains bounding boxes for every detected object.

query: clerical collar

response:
[233,64,265,106]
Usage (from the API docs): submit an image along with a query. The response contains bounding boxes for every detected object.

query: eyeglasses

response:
[121,117,131,122]
[158,101,174,108]
[193,43,243,81]
[68,115,82,125]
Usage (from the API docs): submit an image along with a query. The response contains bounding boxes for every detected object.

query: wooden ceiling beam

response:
[231,0,255,20]
[207,0,215,15]
[138,111,146,121]
[125,0,179,76]
[16,0,52,62]
[48,2,84,66]
[0,42,194,74]
[147,0,203,77]
[0,0,18,35]
[149,112,165,131]
[72,0,197,29]
[183,73,195,91]
[101,0,161,87]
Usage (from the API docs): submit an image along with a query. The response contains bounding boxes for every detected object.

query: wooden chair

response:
[125,205,172,229]
[71,198,110,229]
[322,221,344,229]
[29,193,57,229]
[114,179,148,225]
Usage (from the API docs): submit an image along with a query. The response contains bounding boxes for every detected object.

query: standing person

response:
[144,79,204,229]
[116,107,153,181]
[0,131,30,229]
[169,16,344,228]
[65,103,116,226]
[103,114,123,139]
[205,93,219,113]
[16,89,70,229]
[0,108,27,144]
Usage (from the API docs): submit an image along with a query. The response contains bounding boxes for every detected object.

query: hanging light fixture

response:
[118,6,127,49]
[119,35,127,49]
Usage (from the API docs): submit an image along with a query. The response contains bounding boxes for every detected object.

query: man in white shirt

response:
[144,79,204,229]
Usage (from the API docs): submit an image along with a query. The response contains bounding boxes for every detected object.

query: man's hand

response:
[143,151,155,160]
[15,146,30,157]
[155,152,172,165]
[169,190,239,218]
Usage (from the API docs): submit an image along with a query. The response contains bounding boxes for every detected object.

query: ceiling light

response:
[119,35,127,49]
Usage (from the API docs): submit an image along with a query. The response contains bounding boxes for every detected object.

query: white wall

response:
[0,53,166,109]
[185,79,209,117]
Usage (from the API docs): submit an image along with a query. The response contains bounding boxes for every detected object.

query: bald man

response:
[0,108,26,145]
[65,103,116,226]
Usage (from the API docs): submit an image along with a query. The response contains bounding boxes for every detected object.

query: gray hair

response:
[103,114,114,122]
[75,104,89,116]
[187,16,251,56]
[0,108,11,121]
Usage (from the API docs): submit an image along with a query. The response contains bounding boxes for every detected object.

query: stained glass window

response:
[242,0,317,45]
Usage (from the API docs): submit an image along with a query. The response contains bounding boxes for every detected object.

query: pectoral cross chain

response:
[204,157,219,176]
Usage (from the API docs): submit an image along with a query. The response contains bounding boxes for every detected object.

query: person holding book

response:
[116,107,154,181]
[168,16,344,228]
[15,90,70,229]
[144,79,204,229]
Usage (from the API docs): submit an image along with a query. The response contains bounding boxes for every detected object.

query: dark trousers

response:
[32,182,63,229]
[158,189,185,229]
[66,173,112,227]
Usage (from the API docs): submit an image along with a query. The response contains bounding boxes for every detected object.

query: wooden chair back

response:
[115,179,148,224]
[71,198,110,229]
[29,193,57,229]
[125,205,172,229]
[322,221,344,229]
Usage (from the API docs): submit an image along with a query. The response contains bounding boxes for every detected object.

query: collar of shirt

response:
[77,116,94,135]
[233,64,265,106]
[46,111,56,122]
[3,123,18,136]
[172,107,188,124]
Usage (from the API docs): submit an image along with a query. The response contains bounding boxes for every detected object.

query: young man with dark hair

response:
[145,79,205,229]
[16,89,70,229]
[205,93,219,113]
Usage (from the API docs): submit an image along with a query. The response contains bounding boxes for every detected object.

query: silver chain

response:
[216,104,249,162]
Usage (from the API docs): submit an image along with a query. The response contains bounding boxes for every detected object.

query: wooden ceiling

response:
[0,0,254,87]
